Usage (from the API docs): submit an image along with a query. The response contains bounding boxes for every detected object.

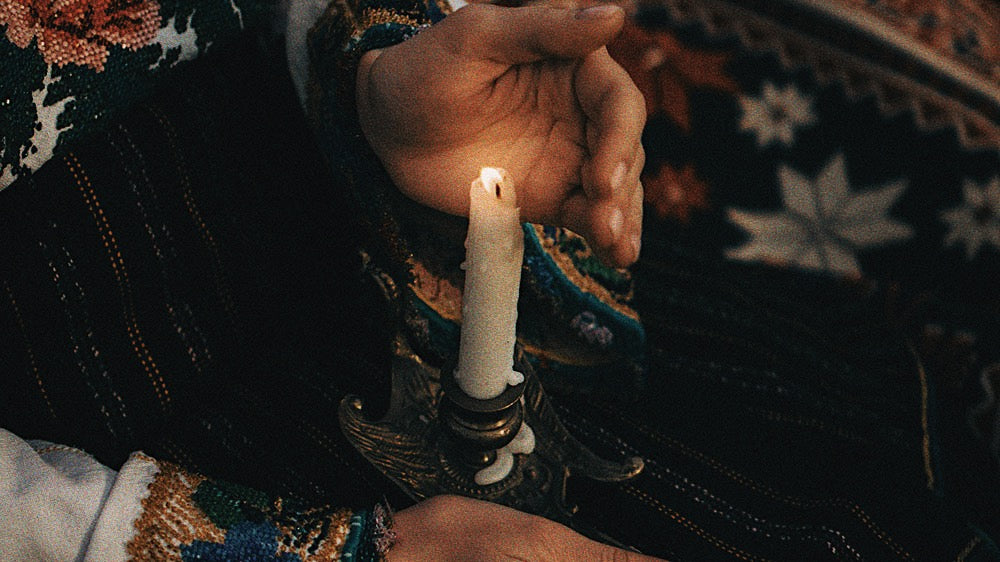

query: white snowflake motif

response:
[940,176,1000,260]
[726,153,914,276]
[149,13,200,71]
[738,81,816,148]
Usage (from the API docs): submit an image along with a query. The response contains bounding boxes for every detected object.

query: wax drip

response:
[474,422,535,486]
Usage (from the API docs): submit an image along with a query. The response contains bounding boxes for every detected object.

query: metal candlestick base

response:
[338,330,644,535]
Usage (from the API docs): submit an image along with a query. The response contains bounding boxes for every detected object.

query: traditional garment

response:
[1,0,999,559]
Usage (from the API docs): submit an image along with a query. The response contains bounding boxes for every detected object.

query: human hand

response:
[356,2,645,268]
[388,495,665,561]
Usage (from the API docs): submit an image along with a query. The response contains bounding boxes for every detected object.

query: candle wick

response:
[495,184,501,198]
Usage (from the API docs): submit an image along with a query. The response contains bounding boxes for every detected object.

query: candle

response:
[454,167,525,400]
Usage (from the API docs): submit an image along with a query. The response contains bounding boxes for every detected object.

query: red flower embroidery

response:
[609,21,739,131]
[0,0,161,72]
[643,163,710,223]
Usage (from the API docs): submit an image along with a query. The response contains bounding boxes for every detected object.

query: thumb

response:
[436,3,626,65]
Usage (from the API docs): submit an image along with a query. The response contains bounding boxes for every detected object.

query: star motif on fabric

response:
[940,176,1000,260]
[726,153,914,276]
[609,22,739,131]
[738,81,817,148]
[642,162,710,222]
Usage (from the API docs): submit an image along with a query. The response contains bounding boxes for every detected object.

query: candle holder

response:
[438,363,525,472]
[338,267,644,542]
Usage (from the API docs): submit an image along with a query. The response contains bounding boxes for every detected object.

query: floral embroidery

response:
[726,153,914,276]
[609,21,738,131]
[642,162,710,222]
[0,0,161,72]
[940,176,1000,260]
[738,82,816,148]
[570,311,613,348]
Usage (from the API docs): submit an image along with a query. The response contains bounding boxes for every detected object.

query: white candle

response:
[454,167,525,400]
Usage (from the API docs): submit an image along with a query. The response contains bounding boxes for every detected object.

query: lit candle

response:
[454,167,525,400]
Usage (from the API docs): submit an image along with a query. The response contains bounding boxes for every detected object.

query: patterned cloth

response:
[0,32,398,560]
[610,0,1000,473]
[0,428,386,561]
[305,0,1000,557]
[2,0,1000,560]
[0,0,273,190]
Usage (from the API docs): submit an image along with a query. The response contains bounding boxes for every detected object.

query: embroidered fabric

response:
[1,0,999,559]
[0,0,274,191]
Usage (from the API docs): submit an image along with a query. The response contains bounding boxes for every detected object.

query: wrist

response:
[342,500,397,561]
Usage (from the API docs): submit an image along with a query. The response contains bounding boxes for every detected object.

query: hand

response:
[388,495,665,561]
[356,3,645,267]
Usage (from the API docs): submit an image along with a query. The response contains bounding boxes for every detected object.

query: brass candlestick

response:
[438,361,526,472]
[339,264,644,538]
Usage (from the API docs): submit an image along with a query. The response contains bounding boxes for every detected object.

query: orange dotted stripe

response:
[589,400,913,559]
[622,484,770,562]
[66,153,170,409]
[5,281,57,419]
[111,123,212,377]
[146,106,239,328]
[159,438,202,475]
[746,408,876,447]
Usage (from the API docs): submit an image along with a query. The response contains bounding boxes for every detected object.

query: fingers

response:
[558,151,643,268]
[437,2,626,65]
[595,148,644,268]
[567,48,644,267]
[577,48,645,202]
[614,148,644,265]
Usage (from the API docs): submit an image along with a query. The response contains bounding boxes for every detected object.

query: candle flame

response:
[479,167,505,198]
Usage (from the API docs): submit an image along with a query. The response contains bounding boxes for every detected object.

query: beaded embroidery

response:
[0,0,268,190]
[0,0,161,72]
[126,457,357,561]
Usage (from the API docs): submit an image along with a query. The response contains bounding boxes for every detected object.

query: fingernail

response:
[610,162,627,191]
[630,233,641,260]
[575,4,620,19]
[608,208,624,241]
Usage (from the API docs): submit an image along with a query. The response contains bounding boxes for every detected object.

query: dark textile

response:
[0,37,398,509]
[2,17,1000,562]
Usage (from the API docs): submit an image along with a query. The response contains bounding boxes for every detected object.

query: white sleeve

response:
[0,428,159,562]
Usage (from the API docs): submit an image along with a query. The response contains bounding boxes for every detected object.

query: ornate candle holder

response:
[338,264,644,540]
